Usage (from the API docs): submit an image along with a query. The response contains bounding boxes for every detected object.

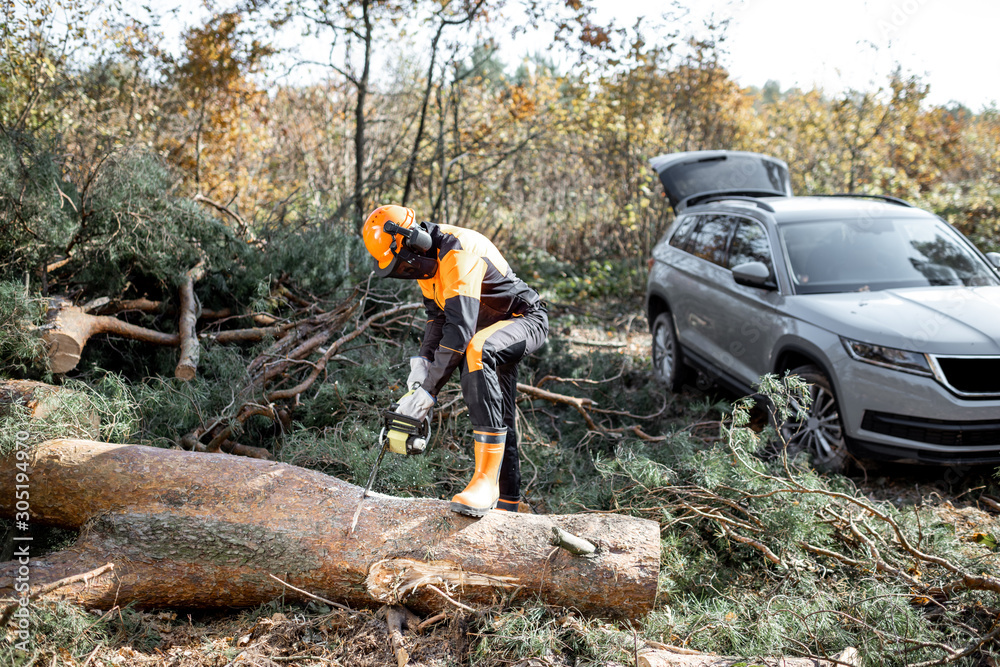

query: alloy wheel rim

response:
[653,321,675,382]
[781,384,845,464]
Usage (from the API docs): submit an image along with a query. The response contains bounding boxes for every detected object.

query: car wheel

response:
[779,364,849,472]
[651,312,687,392]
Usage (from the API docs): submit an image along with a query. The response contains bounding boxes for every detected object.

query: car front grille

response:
[862,410,1000,448]
[931,356,1000,397]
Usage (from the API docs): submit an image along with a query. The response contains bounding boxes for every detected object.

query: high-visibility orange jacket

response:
[417,223,540,395]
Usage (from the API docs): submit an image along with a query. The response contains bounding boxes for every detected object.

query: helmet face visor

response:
[375,246,438,280]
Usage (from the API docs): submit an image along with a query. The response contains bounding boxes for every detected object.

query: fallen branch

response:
[175,261,206,381]
[385,605,420,667]
[266,302,421,402]
[194,193,256,242]
[566,338,627,349]
[550,526,597,557]
[424,585,475,613]
[44,300,179,373]
[416,612,447,632]
[981,496,1000,514]
[0,562,114,626]
[720,526,784,567]
[516,382,599,430]
[267,573,357,614]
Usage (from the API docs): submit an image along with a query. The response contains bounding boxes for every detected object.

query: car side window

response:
[688,215,733,266]
[728,219,774,273]
[668,216,698,251]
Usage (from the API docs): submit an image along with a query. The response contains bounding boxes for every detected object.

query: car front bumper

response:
[831,353,1000,464]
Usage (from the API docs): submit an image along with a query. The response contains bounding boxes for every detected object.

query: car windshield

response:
[779,217,999,294]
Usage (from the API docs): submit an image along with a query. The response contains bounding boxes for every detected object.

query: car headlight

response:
[841,338,933,376]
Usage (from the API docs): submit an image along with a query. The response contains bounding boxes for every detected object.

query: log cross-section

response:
[43,301,179,374]
[0,440,660,619]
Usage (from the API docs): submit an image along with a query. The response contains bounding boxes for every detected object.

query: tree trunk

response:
[0,440,660,619]
[401,20,444,206]
[352,0,372,222]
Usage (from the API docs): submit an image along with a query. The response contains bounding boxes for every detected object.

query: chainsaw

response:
[347,404,432,536]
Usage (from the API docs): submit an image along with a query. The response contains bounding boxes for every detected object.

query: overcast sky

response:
[138,0,999,111]
[581,0,1000,110]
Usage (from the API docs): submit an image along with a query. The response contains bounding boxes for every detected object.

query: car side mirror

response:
[732,261,776,290]
[986,252,1000,269]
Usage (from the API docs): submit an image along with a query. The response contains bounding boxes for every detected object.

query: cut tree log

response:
[43,300,179,373]
[174,261,207,381]
[0,440,660,619]
[637,646,861,667]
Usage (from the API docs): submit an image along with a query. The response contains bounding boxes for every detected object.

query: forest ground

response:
[10,313,1000,667]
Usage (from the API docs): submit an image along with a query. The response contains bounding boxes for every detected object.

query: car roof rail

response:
[688,194,777,213]
[811,193,913,207]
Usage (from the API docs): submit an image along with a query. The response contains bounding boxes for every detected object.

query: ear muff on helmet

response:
[362,206,437,280]
[384,242,438,279]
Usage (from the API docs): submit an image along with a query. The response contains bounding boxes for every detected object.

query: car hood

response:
[785,286,1000,355]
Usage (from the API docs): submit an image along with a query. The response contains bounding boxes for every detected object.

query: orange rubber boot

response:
[450,429,506,517]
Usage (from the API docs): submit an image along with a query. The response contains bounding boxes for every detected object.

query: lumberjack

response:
[362,205,549,517]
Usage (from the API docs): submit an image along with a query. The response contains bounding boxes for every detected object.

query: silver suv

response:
[645,150,1000,470]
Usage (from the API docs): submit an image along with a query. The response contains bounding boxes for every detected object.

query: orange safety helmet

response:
[362,205,437,279]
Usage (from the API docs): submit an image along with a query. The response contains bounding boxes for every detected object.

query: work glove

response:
[396,387,435,423]
[406,356,429,391]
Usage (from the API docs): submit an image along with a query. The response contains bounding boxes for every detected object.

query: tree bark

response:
[43,300,179,374]
[637,647,860,667]
[352,0,372,222]
[0,440,660,619]
[402,20,444,206]
[175,262,206,381]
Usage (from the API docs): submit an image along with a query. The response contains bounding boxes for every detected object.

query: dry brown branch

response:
[85,297,163,315]
[612,425,669,441]
[717,525,783,566]
[415,612,447,632]
[536,371,625,388]
[908,622,1000,667]
[179,292,363,456]
[516,382,600,430]
[266,573,357,614]
[218,441,272,459]
[565,338,627,349]
[193,192,255,241]
[644,641,703,656]
[423,585,475,613]
[87,297,245,322]
[204,323,293,343]
[385,605,420,667]
[266,303,421,402]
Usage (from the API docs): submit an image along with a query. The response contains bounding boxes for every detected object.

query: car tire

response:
[778,364,850,473]
[651,311,688,392]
